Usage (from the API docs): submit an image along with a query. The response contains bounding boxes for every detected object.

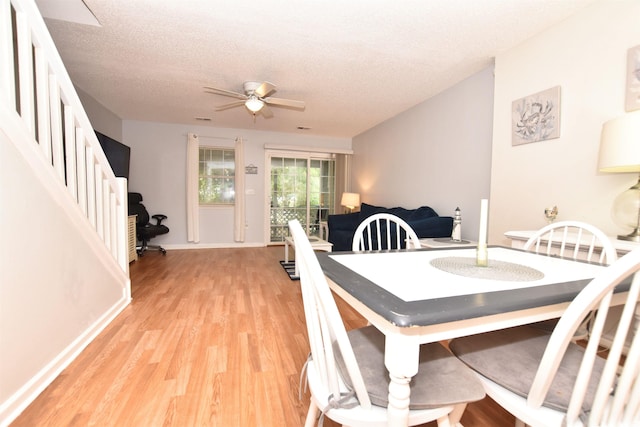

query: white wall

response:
[352,66,494,241]
[123,121,352,247]
[1,131,129,423]
[77,86,123,141]
[489,0,640,245]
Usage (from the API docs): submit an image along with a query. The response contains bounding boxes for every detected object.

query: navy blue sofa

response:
[327,202,453,252]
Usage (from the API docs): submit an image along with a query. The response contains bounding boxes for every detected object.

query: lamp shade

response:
[245,95,264,113]
[340,192,360,209]
[598,110,640,173]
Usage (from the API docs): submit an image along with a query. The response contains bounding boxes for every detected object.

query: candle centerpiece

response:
[477,199,489,267]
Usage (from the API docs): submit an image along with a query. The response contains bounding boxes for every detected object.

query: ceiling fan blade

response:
[260,104,274,118]
[255,81,276,98]
[264,97,305,110]
[215,100,246,111]
[204,86,247,100]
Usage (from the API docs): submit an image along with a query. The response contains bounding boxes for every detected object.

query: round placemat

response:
[430,256,544,282]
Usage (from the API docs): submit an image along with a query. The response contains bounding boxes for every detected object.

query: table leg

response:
[384,335,420,426]
[284,240,290,263]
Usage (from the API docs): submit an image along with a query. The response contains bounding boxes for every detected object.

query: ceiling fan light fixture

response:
[245,95,264,113]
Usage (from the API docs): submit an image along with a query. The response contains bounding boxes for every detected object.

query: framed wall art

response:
[626,44,640,112]
[512,86,561,146]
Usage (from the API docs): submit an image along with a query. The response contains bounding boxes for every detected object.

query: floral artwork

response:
[512,86,561,146]
[626,45,640,112]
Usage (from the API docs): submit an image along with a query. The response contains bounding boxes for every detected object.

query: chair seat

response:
[337,326,485,409]
[447,246,640,427]
[449,326,606,415]
[305,359,455,427]
[139,223,169,239]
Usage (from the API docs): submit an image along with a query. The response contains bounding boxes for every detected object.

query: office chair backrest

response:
[128,192,150,225]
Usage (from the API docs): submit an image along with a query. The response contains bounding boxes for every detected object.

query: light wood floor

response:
[11,246,515,426]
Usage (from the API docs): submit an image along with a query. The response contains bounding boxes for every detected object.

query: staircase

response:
[0,0,131,424]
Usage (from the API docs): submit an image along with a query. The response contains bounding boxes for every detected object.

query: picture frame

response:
[626,44,640,112]
[512,86,561,146]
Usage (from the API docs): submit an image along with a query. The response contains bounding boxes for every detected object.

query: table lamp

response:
[341,192,360,213]
[598,110,640,241]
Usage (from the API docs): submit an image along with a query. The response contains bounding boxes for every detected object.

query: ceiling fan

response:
[204,81,305,118]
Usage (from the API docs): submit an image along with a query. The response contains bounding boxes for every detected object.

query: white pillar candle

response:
[478,199,488,246]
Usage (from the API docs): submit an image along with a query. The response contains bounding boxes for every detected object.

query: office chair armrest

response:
[152,214,167,225]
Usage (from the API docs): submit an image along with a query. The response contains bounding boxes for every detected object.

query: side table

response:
[284,235,333,277]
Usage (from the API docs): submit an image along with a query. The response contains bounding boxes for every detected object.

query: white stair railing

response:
[1,0,129,275]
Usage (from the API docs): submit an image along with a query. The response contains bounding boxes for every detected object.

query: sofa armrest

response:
[328,212,361,251]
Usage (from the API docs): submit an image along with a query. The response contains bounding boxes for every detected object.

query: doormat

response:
[279,260,299,281]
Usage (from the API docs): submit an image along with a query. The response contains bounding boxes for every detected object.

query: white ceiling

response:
[37,0,597,138]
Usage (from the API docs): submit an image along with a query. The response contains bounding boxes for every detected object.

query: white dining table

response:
[316,246,630,427]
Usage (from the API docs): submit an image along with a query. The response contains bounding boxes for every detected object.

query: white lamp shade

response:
[340,192,360,209]
[598,110,640,173]
[245,96,264,113]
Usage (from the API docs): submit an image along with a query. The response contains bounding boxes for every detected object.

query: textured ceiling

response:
[37,0,597,138]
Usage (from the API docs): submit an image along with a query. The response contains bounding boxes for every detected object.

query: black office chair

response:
[127,192,169,256]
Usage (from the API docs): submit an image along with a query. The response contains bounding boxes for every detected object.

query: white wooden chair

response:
[450,247,640,427]
[522,221,618,341]
[289,219,485,427]
[352,213,420,251]
[522,220,617,265]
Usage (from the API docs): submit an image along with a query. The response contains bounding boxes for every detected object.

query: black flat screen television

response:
[95,131,131,180]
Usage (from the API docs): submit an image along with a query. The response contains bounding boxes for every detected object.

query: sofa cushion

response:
[328,212,361,231]
[410,216,454,238]
[359,203,452,239]
[359,203,439,223]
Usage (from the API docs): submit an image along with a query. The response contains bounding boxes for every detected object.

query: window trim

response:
[198,145,236,206]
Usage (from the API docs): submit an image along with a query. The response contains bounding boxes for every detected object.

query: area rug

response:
[279,260,299,281]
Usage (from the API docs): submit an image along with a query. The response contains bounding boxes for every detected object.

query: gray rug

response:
[279,260,299,280]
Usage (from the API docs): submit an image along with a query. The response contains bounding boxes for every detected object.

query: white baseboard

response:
[161,242,266,250]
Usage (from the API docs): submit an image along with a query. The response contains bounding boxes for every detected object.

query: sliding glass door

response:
[268,152,335,243]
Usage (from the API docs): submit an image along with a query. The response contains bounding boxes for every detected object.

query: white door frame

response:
[264,149,334,245]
